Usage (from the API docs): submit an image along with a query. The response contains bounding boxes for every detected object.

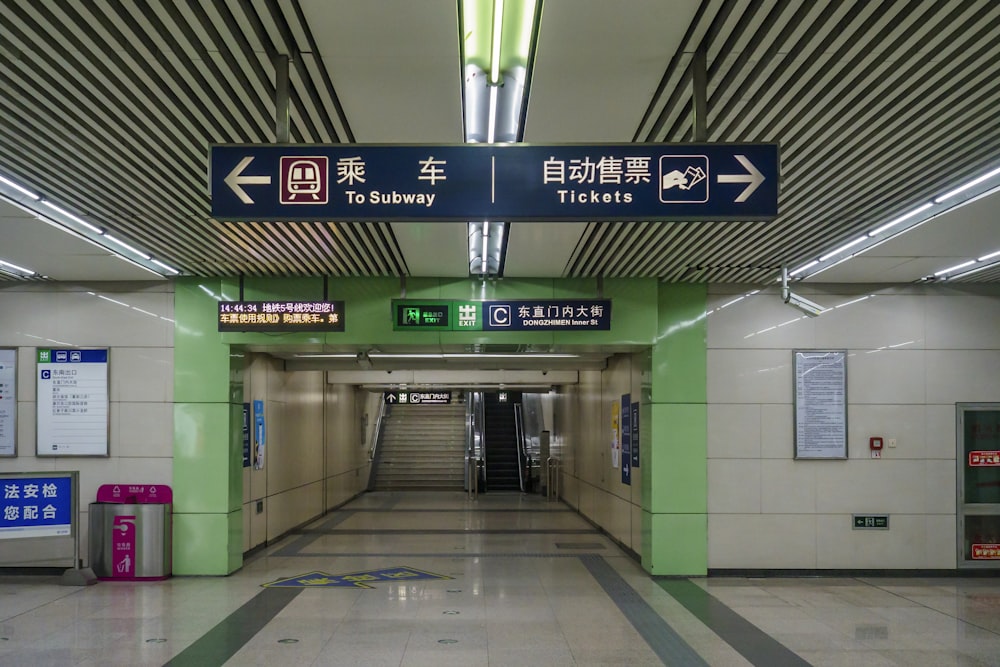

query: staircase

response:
[372,402,466,490]
[483,392,522,491]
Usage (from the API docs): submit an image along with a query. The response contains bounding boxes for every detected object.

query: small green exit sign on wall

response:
[852,515,889,530]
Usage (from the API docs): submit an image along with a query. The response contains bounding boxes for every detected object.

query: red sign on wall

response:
[969,451,1000,466]
[972,544,1000,559]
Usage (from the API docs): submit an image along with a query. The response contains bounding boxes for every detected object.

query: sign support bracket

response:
[692,43,708,142]
[274,54,290,143]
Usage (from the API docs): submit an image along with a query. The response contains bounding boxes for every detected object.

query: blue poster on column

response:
[253,400,265,470]
[631,402,640,468]
[242,403,251,468]
[621,394,631,485]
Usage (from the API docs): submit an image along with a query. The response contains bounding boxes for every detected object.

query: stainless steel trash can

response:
[89,502,171,580]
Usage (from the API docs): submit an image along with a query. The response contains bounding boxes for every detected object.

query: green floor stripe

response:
[657,579,812,667]
[579,555,709,666]
[164,588,301,666]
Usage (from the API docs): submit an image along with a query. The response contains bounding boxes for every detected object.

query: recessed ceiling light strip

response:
[788,162,1000,280]
[0,172,180,277]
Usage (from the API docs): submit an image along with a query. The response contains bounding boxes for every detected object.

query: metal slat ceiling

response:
[0,0,998,284]
[569,0,1000,284]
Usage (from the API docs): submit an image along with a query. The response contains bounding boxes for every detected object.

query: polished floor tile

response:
[2,492,999,666]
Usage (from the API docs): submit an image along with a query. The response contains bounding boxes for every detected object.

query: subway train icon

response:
[279,156,328,204]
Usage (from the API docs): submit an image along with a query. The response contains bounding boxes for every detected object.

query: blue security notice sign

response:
[210,143,778,222]
[0,475,73,539]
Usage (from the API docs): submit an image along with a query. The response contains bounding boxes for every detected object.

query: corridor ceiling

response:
[2,0,1000,285]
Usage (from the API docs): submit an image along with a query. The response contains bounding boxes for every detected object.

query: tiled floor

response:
[0,491,998,666]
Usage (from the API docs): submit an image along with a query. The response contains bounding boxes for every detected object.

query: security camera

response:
[784,291,826,317]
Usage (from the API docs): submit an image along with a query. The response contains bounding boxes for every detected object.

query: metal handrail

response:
[467,455,479,500]
[513,403,527,493]
[547,457,561,500]
[474,392,486,486]
[365,396,389,491]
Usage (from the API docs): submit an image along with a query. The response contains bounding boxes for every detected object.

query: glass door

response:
[957,404,1000,568]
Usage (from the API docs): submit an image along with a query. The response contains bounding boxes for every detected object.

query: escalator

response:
[483,391,523,491]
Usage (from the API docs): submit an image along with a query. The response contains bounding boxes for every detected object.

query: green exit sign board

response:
[392,299,611,331]
[392,301,466,330]
[852,514,889,530]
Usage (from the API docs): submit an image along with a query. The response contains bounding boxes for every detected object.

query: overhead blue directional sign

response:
[210,143,778,222]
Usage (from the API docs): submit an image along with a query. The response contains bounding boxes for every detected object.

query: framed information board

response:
[0,348,16,457]
[36,349,109,457]
[793,350,847,459]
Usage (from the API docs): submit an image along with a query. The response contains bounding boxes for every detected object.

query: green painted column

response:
[642,283,708,576]
[173,278,243,574]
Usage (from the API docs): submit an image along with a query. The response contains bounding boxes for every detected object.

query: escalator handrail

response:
[513,402,526,493]
[366,395,390,491]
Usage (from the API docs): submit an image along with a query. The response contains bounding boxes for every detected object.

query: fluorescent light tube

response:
[151,259,180,275]
[104,234,152,260]
[788,260,819,276]
[0,175,40,200]
[293,353,359,358]
[490,0,504,84]
[977,250,1000,262]
[819,236,867,261]
[40,201,102,234]
[949,262,999,280]
[934,165,1000,203]
[868,203,933,237]
[0,259,35,275]
[934,260,976,276]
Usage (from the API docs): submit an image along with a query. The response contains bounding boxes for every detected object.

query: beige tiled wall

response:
[242,359,369,551]
[706,284,1000,570]
[0,282,175,564]
[557,354,644,555]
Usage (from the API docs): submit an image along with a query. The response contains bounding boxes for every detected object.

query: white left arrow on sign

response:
[717,154,765,203]
[224,156,272,204]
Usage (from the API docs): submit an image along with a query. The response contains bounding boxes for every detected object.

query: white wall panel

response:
[111,402,173,457]
[847,404,927,459]
[816,514,926,569]
[708,403,761,458]
[708,515,817,569]
[706,285,1000,570]
[813,294,925,351]
[707,295,817,350]
[847,349,926,404]
[925,293,1000,349]
[760,404,794,459]
[814,460,926,514]
[110,347,174,403]
[924,404,958,460]
[708,459,761,514]
[925,515,958,568]
[708,349,792,404]
[925,350,1000,403]
[760,459,817,514]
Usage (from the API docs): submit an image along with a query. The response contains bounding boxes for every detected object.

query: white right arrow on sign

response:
[717,154,765,202]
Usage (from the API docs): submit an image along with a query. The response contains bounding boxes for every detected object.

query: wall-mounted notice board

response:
[0,349,16,457]
[36,349,109,457]
[793,350,848,459]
